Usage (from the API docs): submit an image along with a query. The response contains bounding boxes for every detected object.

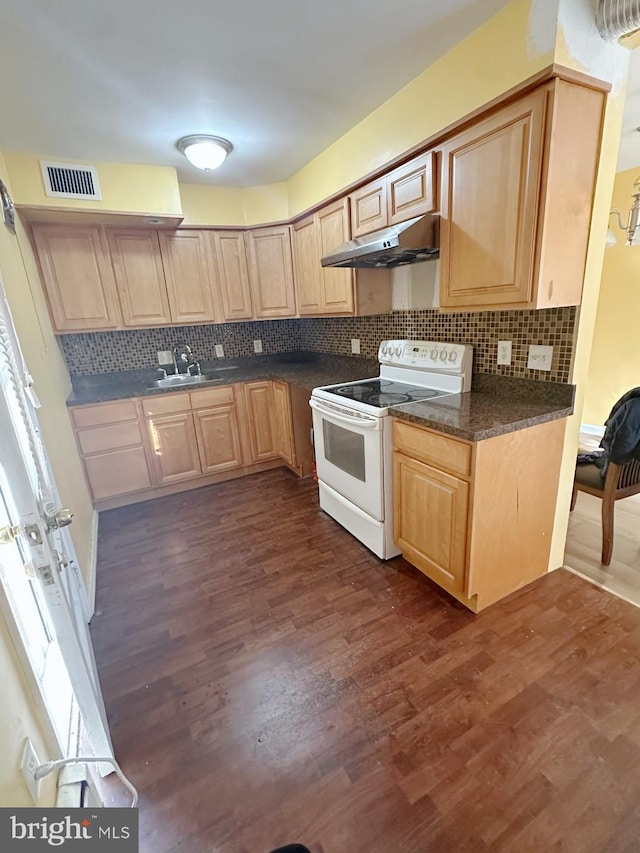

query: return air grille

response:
[40,161,102,200]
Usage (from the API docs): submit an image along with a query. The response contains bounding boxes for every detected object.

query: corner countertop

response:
[389,374,576,441]
[66,352,379,406]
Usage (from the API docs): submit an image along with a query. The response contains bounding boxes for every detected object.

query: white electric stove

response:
[310,340,473,558]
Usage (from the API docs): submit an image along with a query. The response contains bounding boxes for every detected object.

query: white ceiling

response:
[0,0,512,186]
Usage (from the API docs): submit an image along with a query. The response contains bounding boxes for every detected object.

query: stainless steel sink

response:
[145,365,241,390]
[145,374,226,389]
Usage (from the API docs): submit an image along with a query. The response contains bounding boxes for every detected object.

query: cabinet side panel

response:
[534,81,606,308]
[467,418,566,609]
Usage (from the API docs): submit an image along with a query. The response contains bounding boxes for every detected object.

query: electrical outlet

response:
[527,344,553,371]
[497,340,512,366]
[215,344,224,358]
[351,338,361,355]
[157,350,173,365]
[20,738,41,804]
[253,339,263,354]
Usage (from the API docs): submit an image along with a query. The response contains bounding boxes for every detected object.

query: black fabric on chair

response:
[268,846,312,853]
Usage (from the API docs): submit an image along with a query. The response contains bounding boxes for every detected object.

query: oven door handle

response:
[309,398,378,429]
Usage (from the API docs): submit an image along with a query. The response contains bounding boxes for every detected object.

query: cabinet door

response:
[32,224,121,332]
[84,446,152,501]
[107,229,171,327]
[271,380,295,467]
[292,215,322,315]
[317,199,354,314]
[393,452,469,593]
[350,179,387,237]
[147,412,201,484]
[242,381,278,462]
[194,405,243,474]
[247,227,297,318]
[212,231,253,321]
[158,230,217,323]
[439,89,547,309]
[387,151,437,225]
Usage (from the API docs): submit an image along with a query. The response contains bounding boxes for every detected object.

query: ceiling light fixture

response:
[176,135,233,172]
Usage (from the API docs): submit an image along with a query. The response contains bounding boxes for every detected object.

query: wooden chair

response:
[570,458,640,565]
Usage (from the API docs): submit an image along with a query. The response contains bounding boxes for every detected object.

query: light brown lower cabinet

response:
[392,416,567,612]
[70,379,311,509]
[70,399,153,502]
[271,380,296,467]
[194,405,243,474]
[147,412,201,485]
[240,381,279,463]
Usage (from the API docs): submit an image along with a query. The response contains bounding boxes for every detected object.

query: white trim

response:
[581,423,605,437]
[87,510,99,618]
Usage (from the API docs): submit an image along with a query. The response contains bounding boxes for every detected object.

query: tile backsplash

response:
[60,306,577,383]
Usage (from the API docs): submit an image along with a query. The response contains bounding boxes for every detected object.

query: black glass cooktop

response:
[327,378,446,408]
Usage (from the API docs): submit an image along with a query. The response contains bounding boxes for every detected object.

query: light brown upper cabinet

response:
[211,231,253,321]
[350,151,438,238]
[292,198,392,317]
[439,79,605,311]
[107,229,172,327]
[157,230,218,324]
[32,224,122,332]
[246,226,297,318]
[316,200,355,314]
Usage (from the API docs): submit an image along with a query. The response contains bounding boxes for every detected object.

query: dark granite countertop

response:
[66,352,379,406]
[68,356,575,443]
[389,374,576,441]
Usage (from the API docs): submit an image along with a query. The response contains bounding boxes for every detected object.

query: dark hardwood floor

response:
[91,468,640,853]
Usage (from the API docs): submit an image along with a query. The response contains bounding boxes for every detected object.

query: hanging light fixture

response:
[176,135,233,171]
[609,175,640,245]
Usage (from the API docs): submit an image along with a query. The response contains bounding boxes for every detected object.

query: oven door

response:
[310,396,384,520]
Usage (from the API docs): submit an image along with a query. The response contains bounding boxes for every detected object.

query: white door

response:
[310,397,385,520]
[0,286,113,762]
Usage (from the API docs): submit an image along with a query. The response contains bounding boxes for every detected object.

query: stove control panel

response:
[379,340,471,372]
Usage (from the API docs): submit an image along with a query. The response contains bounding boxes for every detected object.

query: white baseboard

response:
[581,423,605,438]
[88,510,99,618]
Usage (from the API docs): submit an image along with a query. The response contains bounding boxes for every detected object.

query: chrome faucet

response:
[172,343,200,376]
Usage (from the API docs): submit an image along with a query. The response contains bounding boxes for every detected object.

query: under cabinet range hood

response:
[321,214,439,269]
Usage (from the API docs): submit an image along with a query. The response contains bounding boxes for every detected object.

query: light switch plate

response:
[157,350,173,365]
[351,338,361,355]
[253,339,263,353]
[527,344,553,371]
[215,344,224,358]
[497,341,512,366]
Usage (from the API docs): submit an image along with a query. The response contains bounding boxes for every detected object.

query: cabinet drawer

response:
[190,385,235,409]
[71,399,138,429]
[84,446,152,501]
[77,421,144,455]
[393,420,472,478]
[141,393,191,417]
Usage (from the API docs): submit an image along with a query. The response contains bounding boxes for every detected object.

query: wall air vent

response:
[40,161,102,200]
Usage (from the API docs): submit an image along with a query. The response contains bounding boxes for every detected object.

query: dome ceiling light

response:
[176,135,233,172]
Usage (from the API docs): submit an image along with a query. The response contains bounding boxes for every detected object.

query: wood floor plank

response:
[91,468,640,852]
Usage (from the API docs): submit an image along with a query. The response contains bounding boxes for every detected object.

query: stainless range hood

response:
[321,213,439,269]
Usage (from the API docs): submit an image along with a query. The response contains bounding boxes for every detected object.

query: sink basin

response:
[145,373,226,389]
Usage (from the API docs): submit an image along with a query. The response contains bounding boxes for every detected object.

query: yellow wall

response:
[0,616,58,806]
[0,151,78,805]
[582,168,640,426]
[286,0,553,216]
[0,153,95,578]
[3,151,182,215]
[179,181,289,226]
